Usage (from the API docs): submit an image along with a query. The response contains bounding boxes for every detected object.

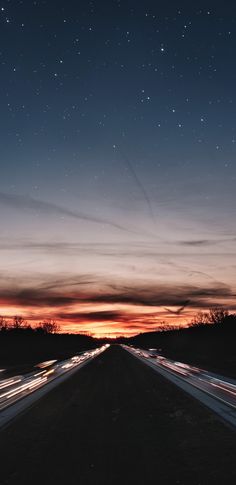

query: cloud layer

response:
[0,274,235,335]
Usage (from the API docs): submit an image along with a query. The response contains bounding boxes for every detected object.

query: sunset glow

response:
[1,269,236,337]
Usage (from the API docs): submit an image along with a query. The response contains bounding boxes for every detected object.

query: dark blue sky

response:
[0,1,236,335]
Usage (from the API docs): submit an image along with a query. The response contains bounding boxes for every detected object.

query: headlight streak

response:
[0,377,22,390]
[0,344,109,412]
[123,345,236,409]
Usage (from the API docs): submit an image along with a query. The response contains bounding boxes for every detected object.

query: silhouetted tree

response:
[12,316,26,329]
[38,319,60,334]
[190,311,210,326]
[0,316,8,331]
[191,308,229,327]
[208,307,229,325]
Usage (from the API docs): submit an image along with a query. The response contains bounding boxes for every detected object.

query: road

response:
[0,344,108,428]
[0,345,235,485]
[123,345,236,427]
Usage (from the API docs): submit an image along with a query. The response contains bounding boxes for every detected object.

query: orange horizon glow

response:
[1,301,234,338]
[1,275,235,338]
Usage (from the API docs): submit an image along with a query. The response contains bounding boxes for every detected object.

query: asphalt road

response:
[124,345,236,426]
[0,345,108,428]
[0,345,235,485]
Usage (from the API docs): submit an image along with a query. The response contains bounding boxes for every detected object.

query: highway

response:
[0,344,109,427]
[123,345,236,427]
[0,345,235,485]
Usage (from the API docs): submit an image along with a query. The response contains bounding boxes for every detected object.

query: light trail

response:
[122,345,236,425]
[0,345,109,413]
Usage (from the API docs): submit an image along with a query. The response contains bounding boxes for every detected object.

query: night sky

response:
[1,1,236,336]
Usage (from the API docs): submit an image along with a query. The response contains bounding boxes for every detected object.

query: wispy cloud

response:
[178,238,236,247]
[0,192,138,234]
[57,310,125,322]
[164,300,190,314]
[1,274,235,335]
[180,240,211,247]
[0,277,234,310]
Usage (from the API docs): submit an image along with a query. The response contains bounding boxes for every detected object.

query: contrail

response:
[0,192,139,235]
[114,145,156,226]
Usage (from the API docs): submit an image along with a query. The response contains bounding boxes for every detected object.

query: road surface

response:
[0,345,235,485]
[123,345,236,427]
[0,344,108,428]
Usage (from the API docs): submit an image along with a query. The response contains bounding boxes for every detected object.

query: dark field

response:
[0,331,98,373]
[0,346,235,484]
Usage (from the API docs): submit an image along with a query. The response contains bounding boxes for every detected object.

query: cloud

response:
[57,310,125,322]
[0,192,136,234]
[0,277,234,311]
[1,276,235,335]
[54,309,168,333]
[178,237,236,247]
[164,300,190,314]
[82,282,234,308]
[180,240,211,247]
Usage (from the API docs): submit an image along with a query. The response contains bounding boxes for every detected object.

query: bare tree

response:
[191,311,210,326]
[12,316,26,329]
[38,319,60,334]
[0,316,8,331]
[191,307,229,327]
[208,307,229,325]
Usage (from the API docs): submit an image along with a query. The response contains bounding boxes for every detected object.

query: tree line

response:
[0,316,59,334]
[0,307,235,339]
[190,307,234,327]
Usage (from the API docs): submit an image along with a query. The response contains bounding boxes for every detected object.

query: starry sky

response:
[0,0,236,336]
